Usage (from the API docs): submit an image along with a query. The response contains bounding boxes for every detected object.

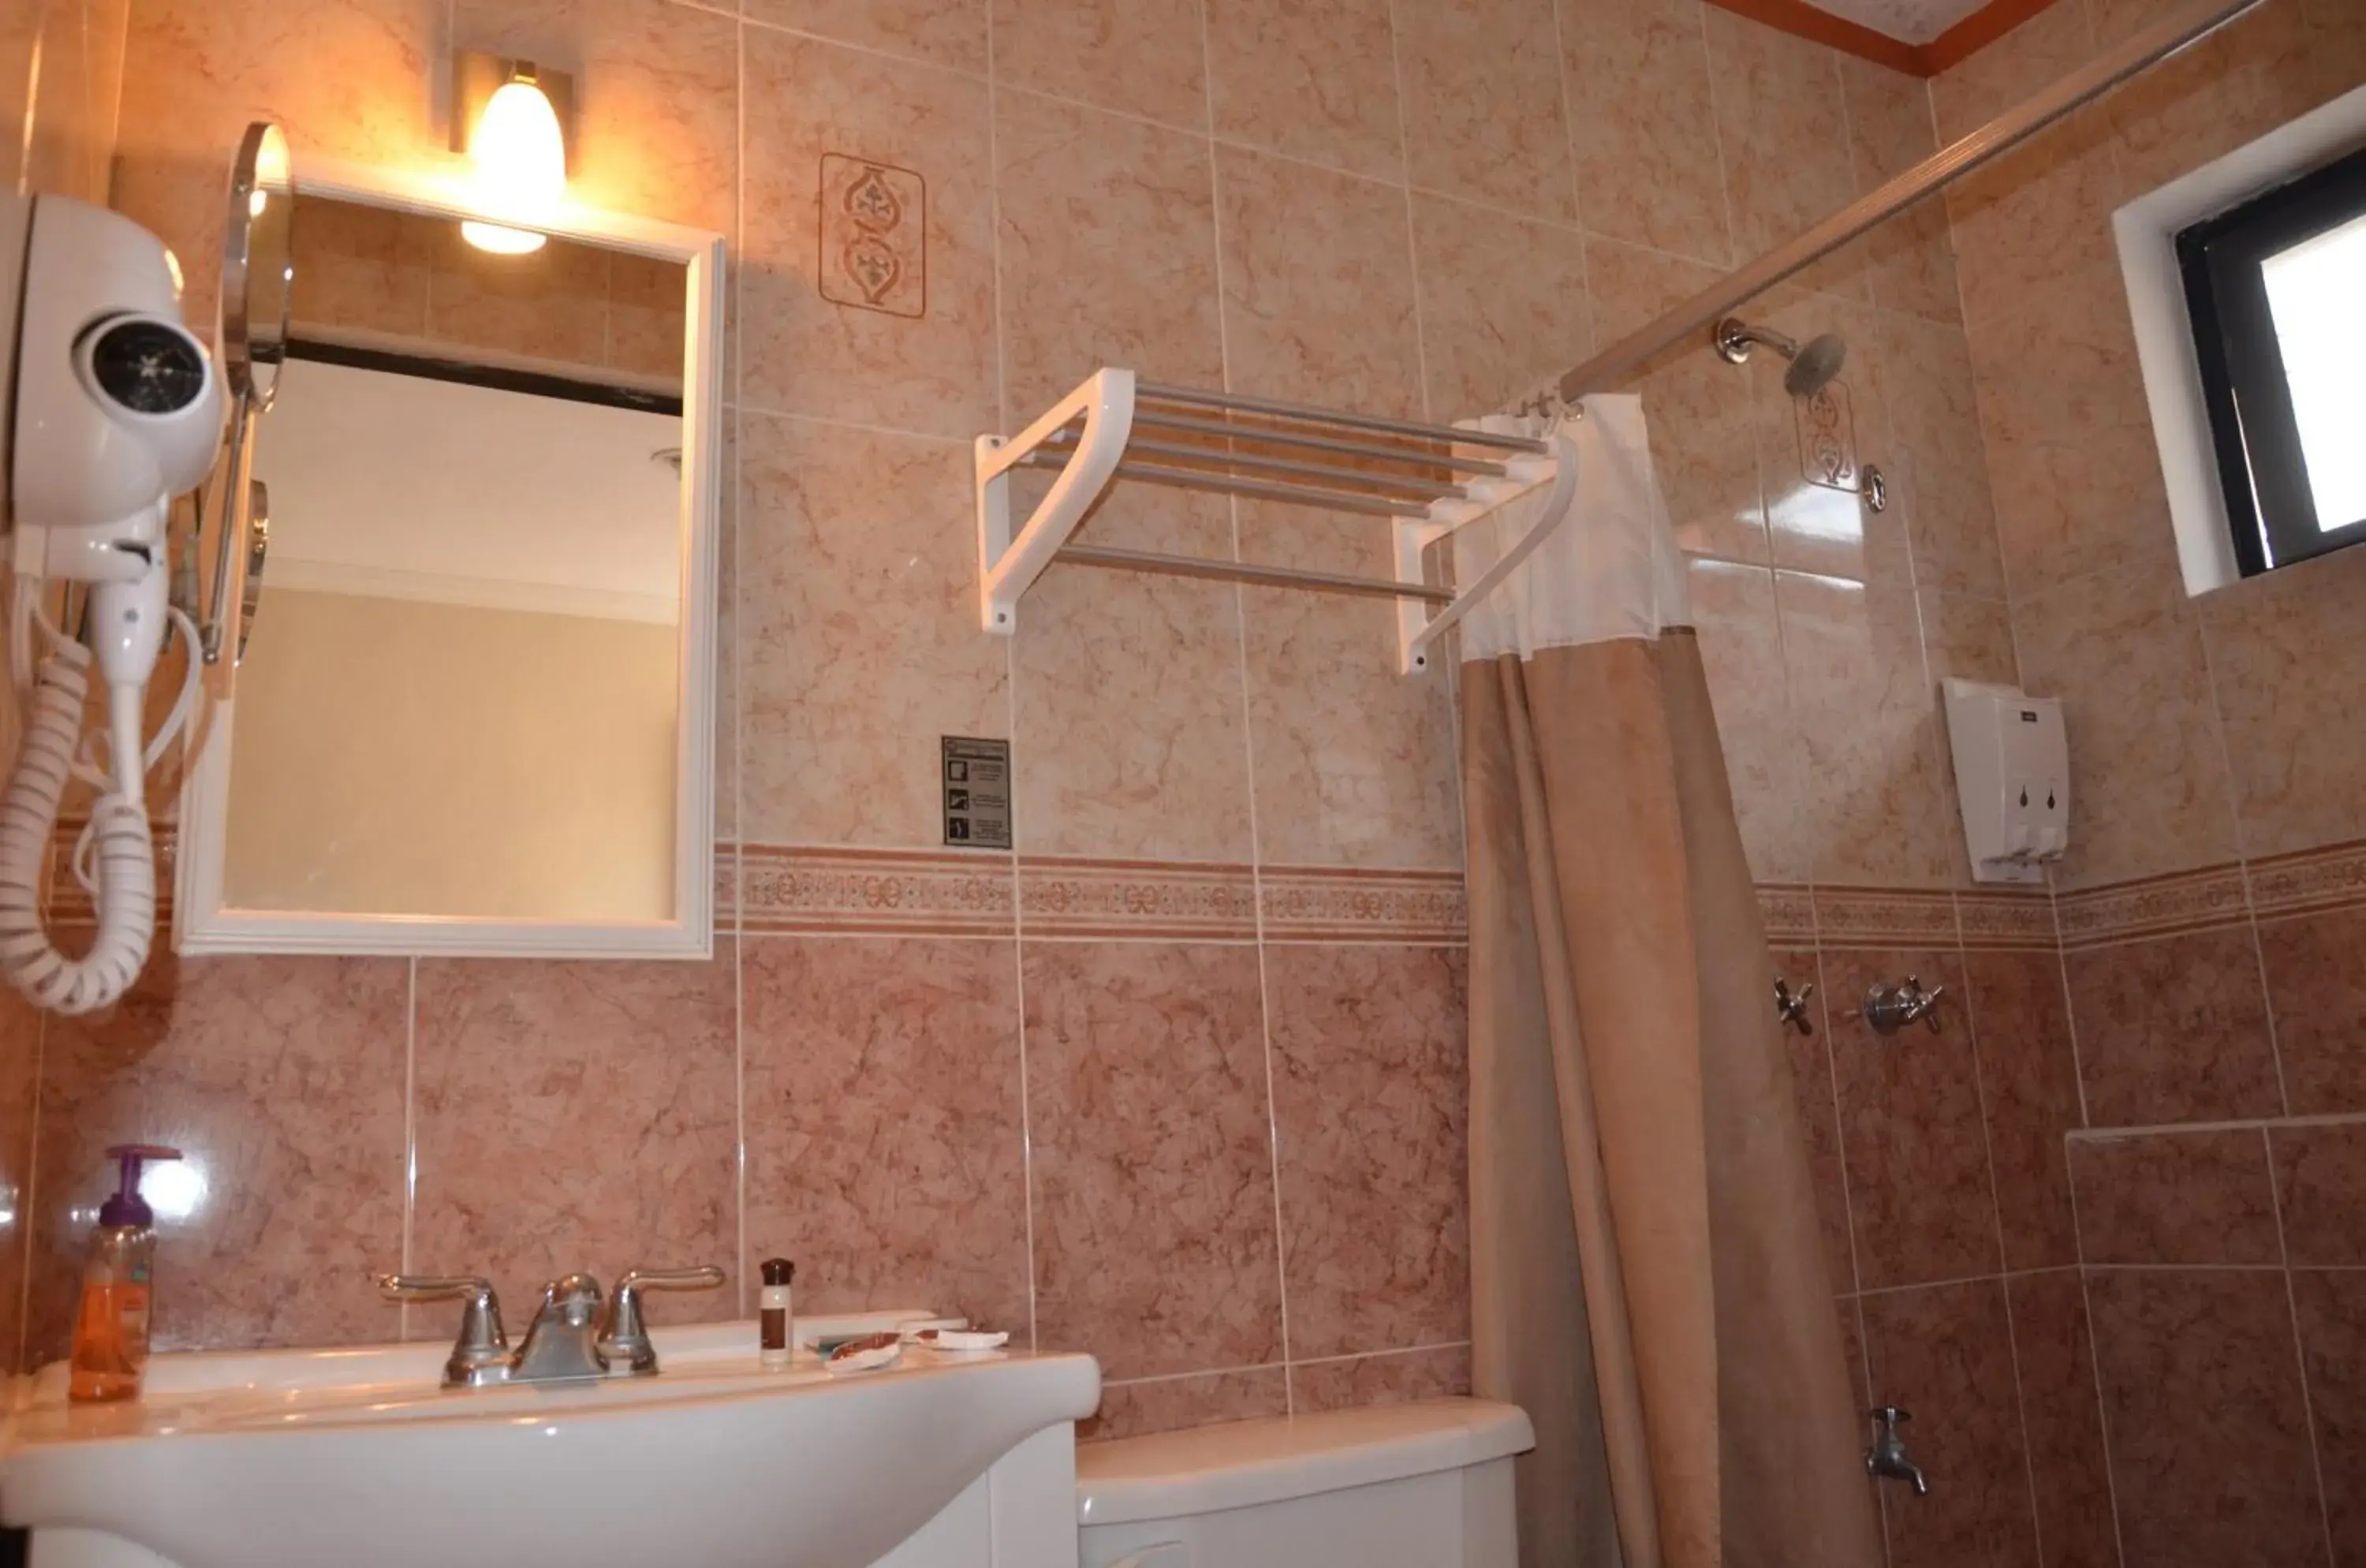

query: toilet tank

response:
[1075,1398,1536,1568]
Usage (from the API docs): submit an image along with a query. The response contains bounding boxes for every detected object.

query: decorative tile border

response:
[1757,883,1817,946]
[2055,862,2252,950]
[1811,885,1960,950]
[737,844,1013,937]
[1019,858,1258,942]
[1257,865,1467,945]
[1955,889,2058,952]
[2248,840,2366,924]
[735,848,1465,943]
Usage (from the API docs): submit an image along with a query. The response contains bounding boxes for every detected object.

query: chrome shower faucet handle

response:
[598,1264,727,1376]
[1863,974,1946,1036]
[379,1274,510,1387]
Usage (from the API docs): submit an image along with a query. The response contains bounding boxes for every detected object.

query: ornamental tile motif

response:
[819,154,926,319]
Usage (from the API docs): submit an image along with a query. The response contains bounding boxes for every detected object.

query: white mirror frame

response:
[174,154,726,959]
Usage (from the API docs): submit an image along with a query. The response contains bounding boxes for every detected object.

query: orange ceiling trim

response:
[1703,0,2069,78]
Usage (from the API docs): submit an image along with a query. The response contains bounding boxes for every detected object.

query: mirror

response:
[177,161,723,957]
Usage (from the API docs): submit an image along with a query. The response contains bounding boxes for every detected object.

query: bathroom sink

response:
[0,1312,1100,1568]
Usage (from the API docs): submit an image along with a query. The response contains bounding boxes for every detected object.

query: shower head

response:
[1711,317,1849,398]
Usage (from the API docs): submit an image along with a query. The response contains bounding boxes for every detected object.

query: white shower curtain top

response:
[1451,394,1692,664]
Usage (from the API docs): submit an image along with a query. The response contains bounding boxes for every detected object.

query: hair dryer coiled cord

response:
[0,580,196,1015]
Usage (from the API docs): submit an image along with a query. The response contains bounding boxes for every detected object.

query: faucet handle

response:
[599,1264,726,1376]
[378,1273,509,1387]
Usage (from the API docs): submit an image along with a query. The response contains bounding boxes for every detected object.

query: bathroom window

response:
[2176,143,2366,576]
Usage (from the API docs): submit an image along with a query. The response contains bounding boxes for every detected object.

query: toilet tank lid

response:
[1075,1398,1536,1526]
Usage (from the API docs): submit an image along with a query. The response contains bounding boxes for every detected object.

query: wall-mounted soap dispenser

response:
[1940,678,2068,885]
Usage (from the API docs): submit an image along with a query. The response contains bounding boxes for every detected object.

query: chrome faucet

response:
[1863,975,1946,1036]
[1865,1406,1931,1495]
[512,1272,610,1383]
[598,1266,726,1375]
[385,1265,726,1387]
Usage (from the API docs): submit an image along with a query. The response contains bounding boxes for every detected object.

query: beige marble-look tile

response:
[1396,0,1574,224]
[1703,9,1862,304]
[423,225,612,371]
[1969,260,2170,598]
[1024,943,1283,1380]
[1688,558,1812,884]
[1826,948,2002,1289]
[1965,948,2081,1271]
[411,955,738,1309]
[2102,0,2366,196]
[1841,58,1958,326]
[2086,1267,2327,1568]
[991,0,1207,131]
[111,0,446,329]
[1776,567,1954,890]
[29,957,408,1363]
[1749,296,1897,586]
[1081,1367,1289,1441]
[1215,145,1425,419]
[741,30,997,436]
[454,0,738,236]
[2069,1128,2281,1265]
[1871,313,2005,599]
[2269,1122,2366,1268]
[1860,1279,2041,1568]
[2199,547,2366,861]
[1947,110,2121,339]
[2006,1269,2121,1568]
[1238,519,1463,870]
[1265,945,1468,1360]
[2013,553,2241,889]
[741,937,1029,1332]
[1011,495,1253,862]
[2260,906,2366,1118]
[1410,192,1592,421]
[1291,1344,1472,1413]
[288,196,435,341]
[606,248,690,381]
[1585,238,1767,566]
[737,414,1009,850]
[1557,0,1726,265]
[0,990,35,1373]
[24,0,130,205]
[993,88,1223,420]
[742,0,989,74]
[1204,0,1402,182]
[2062,928,2282,1127]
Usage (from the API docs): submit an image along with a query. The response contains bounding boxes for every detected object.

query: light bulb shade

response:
[469,76,565,228]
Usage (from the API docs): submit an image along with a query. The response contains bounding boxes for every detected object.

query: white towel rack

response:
[974,368,1577,674]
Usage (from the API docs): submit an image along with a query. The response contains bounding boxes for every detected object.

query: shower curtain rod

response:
[1534,0,2270,408]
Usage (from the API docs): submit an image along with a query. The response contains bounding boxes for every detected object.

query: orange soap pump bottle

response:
[69,1144,181,1404]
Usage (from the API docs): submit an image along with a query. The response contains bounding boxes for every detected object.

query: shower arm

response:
[1526,0,2270,410]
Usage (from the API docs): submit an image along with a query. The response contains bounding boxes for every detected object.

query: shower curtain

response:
[1457,398,1882,1568]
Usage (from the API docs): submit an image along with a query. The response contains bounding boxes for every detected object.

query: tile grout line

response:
[2060,1159,2132,1568]
[2265,1122,2339,1568]
[1954,932,2052,1568]
[1100,1339,1474,1392]
[400,954,417,1342]
[981,0,1041,1360]
[730,5,751,1324]
[13,1008,45,1372]
[1200,0,1294,1418]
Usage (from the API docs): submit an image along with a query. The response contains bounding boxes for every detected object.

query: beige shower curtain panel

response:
[1455,399,1882,1568]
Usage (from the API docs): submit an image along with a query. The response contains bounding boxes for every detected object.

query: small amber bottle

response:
[69,1144,181,1404]
[759,1257,795,1369]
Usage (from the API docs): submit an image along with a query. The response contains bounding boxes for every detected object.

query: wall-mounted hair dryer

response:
[0,192,220,1014]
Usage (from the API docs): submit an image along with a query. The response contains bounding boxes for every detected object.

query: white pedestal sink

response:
[0,1311,1099,1568]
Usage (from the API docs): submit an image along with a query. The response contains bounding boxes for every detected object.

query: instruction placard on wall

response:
[942,736,1012,849]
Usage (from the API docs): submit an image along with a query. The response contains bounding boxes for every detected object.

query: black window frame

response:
[2175,142,2366,578]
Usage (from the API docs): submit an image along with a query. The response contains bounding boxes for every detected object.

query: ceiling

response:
[1793,0,1994,45]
